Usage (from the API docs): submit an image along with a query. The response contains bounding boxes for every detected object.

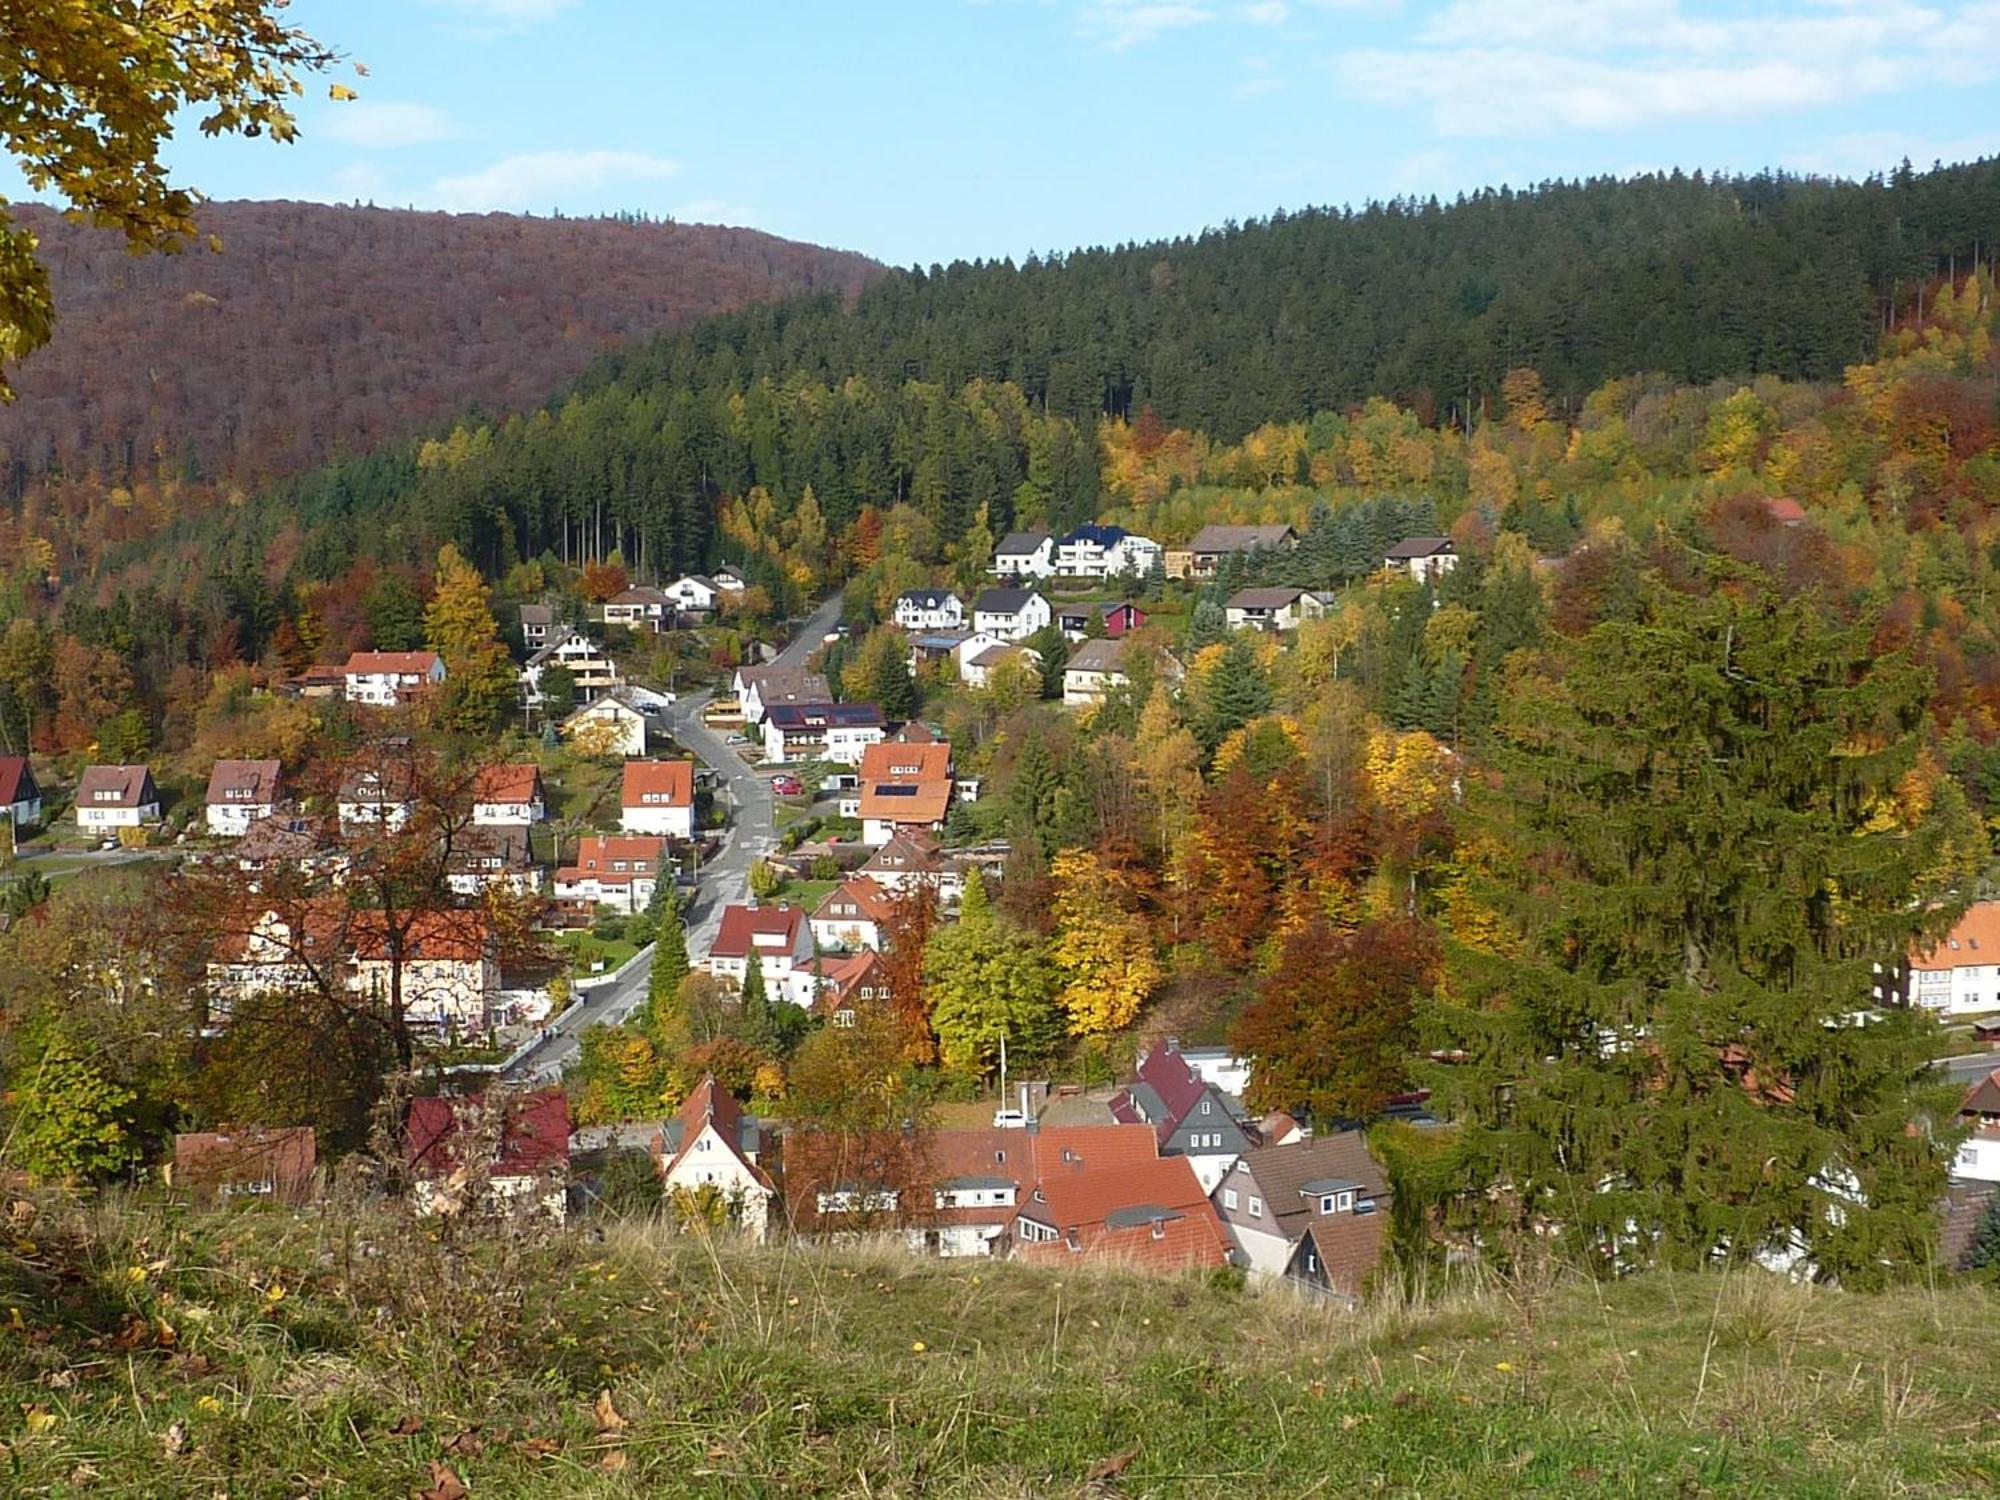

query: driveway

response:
[505,590,843,1083]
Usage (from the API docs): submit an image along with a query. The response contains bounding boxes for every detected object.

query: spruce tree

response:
[1195,633,1272,751]
[738,951,775,1051]
[1435,565,1977,1286]
[645,885,688,1026]
[1967,1194,2000,1271]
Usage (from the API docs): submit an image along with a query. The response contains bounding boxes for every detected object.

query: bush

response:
[593,1149,665,1218]
[593,914,628,943]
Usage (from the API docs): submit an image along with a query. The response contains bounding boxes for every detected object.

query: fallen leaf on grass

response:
[592,1388,628,1434]
[22,1403,58,1433]
[385,1414,425,1437]
[1087,1449,1136,1483]
[442,1430,485,1457]
[163,1419,189,1456]
[600,1450,629,1473]
[517,1437,560,1458]
[69,1462,99,1483]
[416,1461,468,1500]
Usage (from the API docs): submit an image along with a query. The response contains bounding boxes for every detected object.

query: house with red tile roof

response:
[913,1124,1163,1259]
[1110,1039,1259,1191]
[1212,1132,1391,1290]
[407,1089,570,1221]
[806,950,894,1026]
[75,764,160,832]
[619,759,696,839]
[0,756,43,831]
[653,1077,776,1239]
[809,875,897,953]
[553,834,669,915]
[173,1126,317,1205]
[204,759,282,837]
[704,903,815,1004]
[341,649,445,707]
[1893,901,2000,1016]
[1012,1154,1231,1275]
[472,764,546,826]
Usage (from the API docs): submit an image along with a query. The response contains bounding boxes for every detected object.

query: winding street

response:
[506,590,845,1083]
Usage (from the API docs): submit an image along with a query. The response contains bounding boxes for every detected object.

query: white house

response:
[518,602,558,652]
[1225,586,1315,633]
[734,666,832,726]
[972,588,1052,642]
[991,530,1055,579]
[1055,524,1163,580]
[351,911,500,1037]
[562,692,649,758]
[712,564,749,593]
[446,825,540,900]
[893,588,965,632]
[1384,536,1458,584]
[704,903,816,1005]
[1061,638,1131,708]
[810,876,897,953]
[472,764,547,826]
[342,650,445,708]
[654,1078,776,1240]
[0,757,42,831]
[602,585,675,632]
[1894,902,2000,1016]
[620,759,696,840]
[959,642,1039,692]
[203,759,282,837]
[664,575,722,614]
[857,741,955,847]
[75,764,161,832]
[762,703,886,766]
[520,629,620,708]
[1211,1134,1389,1287]
[554,835,668,914]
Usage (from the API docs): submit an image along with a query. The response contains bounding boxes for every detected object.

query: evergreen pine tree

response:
[1967,1194,2000,1271]
[645,885,688,1026]
[738,951,775,1051]
[1195,634,1272,750]
[1186,598,1227,651]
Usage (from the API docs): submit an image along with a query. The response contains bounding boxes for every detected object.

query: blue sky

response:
[27,0,2000,266]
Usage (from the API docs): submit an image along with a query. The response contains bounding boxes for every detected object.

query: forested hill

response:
[0,200,882,491]
[587,160,2000,437]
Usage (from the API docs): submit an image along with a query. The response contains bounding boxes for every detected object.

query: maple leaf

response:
[416,1461,468,1500]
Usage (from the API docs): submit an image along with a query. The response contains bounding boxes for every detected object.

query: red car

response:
[771,775,804,796]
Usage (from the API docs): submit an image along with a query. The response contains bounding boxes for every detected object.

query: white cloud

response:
[674,198,763,228]
[1793,128,2000,179]
[430,150,680,213]
[1080,1,1216,49]
[1244,0,1290,22]
[319,101,460,150]
[1338,0,2000,137]
[325,163,393,203]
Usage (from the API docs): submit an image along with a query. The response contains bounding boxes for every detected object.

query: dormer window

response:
[1318,1191,1354,1215]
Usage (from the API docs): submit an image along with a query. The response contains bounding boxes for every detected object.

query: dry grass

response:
[2,1192,1997,1495]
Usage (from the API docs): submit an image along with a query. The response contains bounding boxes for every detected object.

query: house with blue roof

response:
[1055,524,1163,580]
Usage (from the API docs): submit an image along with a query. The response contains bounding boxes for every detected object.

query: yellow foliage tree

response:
[1049,849,1161,1036]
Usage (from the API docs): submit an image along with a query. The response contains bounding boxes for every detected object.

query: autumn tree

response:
[1232,919,1431,1126]
[0,3,335,390]
[1048,848,1162,1035]
[425,544,519,732]
[924,870,1059,1076]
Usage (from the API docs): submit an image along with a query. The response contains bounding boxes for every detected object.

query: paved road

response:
[506,591,844,1083]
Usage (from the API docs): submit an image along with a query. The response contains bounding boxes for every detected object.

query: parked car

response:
[771,775,804,796]
[992,1109,1030,1130]
[726,732,749,744]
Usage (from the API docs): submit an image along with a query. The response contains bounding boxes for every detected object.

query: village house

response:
[1384,535,1458,583]
[520,628,620,708]
[232,814,347,883]
[620,759,697,839]
[972,587,1053,642]
[1175,1044,1253,1098]
[664,575,722,615]
[518,602,558,652]
[446,825,540,899]
[352,909,500,1036]
[807,949,894,1027]
[705,903,817,1005]
[653,1077,777,1239]
[991,529,1055,579]
[860,830,968,904]
[1111,1039,1259,1191]
[857,740,955,846]
[0,757,43,831]
[958,640,1039,691]
[1886,901,2000,1016]
[1013,1155,1232,1274]
[337,763,415,832]
[472,764,547,826]
[1954,1068,2000,1183]
[76,764,162,833]
[762,702,887,766]
[1166,524,1297,580]
[914,1124,1161,1260]
[1225,586,1319,632]
[1062,638,1132,708]
[894,588,966,632]
[284,662,348,700]
[734,665,833,726]
[407,1090,571,1222]
[553,834,668,914]
[1054,523,1164,580]
[562,690,650,757]
[342,649,446,707]
[173,1126,317,1206]
[1211,1133,1391,1298]
[602,585,675,632]
[204,759,283,837]
[713,563,749,592]
[1056,601,1147,641]
[810,875,897,952]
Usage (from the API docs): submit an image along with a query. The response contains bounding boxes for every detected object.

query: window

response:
[1319,1191,1354,1215]
[1223,1189,1238,1210]
[1249,1197,1263,1218]
[834,1009,856,1028]
[1201,1100,1211,1116]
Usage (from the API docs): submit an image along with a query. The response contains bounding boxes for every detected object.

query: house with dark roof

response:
[407,1089,571,1221]
[762,702,888,766]
[1225,586,1318,633]
[1211,1132,1391,1292]
[445,824,540,900]
[1953,1067,2000,1184]
[893,588,965,632]
[0,756,43,831]
[1167,524,1297,580]
[518,602,558,651]
[653,1077,776,1239]
[733,666,834,726]
[664,575,722,614]
[1384,535,1458,583]
[603,585,676,632]
[76,764,161,833]
[705,903,815,1005]
[971,588,1053,642]
[1056,601,1148,641]
[859,829,970,904]
[1110,1039,1259,1190]
[1055,523,1163,580]
[204,759,283,837]
[991,529,1054,580]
